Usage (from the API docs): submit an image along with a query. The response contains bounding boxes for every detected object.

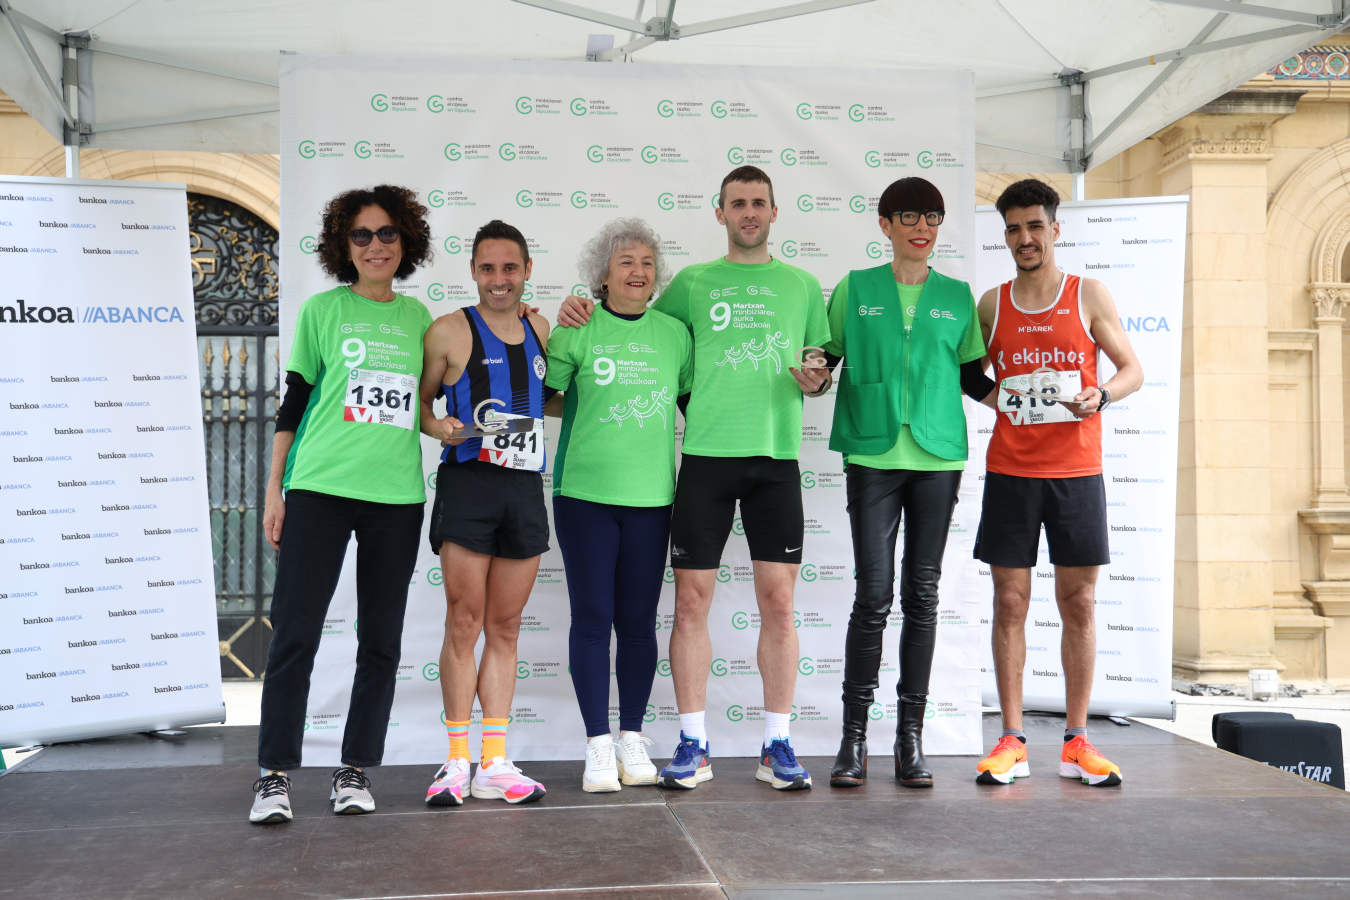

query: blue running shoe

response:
[756,737,812,790]
[660,732,713,789]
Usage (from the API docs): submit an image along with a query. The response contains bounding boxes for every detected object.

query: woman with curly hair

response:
[544,218,691,792]
[249,185,433,824]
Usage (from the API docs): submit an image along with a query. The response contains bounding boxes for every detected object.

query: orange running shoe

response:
[1059,735,1122,786]
[975,734,1030,785]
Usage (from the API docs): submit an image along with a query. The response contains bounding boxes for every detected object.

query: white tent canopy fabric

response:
[1,1,1346,172]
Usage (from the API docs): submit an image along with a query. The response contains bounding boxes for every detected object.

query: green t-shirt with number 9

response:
[653,257,829,459]
[283,285,433,504]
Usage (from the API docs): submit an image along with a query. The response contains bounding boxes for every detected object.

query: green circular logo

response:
[790,705,799,723]
[299,235,317,254]
[516,660,530,679]
[795,102,813,120]
[849,195,868,214]
[796,194,813,213]
[780,240,799,259]
[864,150,881,168]
[848,103,865,122]
[570,97,588,116]
[641,145,659,164]
[427,283,446,302]
[498,142,517,162]
[427,189,447,208]
[662,565,674,584]
[926,700,936,720]
[779,148,798,166]
[710,657,729,677]
[443,142,462,162]
[917,150,935,169]
[570,190,589,209]
[515,96,533,115]
[370,93,389,112]
[716,564,732,584]
[427,567,444,586]
[521,285,534,302]
[354,140,372,159]
[727,704,745,722]
[643,704,657,724]
[657,658,672,677]
[657,192,675,211]
[797,657,815,676]
[731,611,750,631]
[731,517,744,536]
[444,236,462,254]
[656,99,675,118]
[800,563,818,582]
[793,610,802,629]
[800,470,816,489]
[866,240,885,260]
[710,100,728,118]
[726,146,745,165]
[297,140,316,159]
[586,144,604,164]
[868,702,883,721]
[515,189,534,208]
[426,470,438,490]
[426,94,445,113]
[571,283,592,299]
[421,662,440,681]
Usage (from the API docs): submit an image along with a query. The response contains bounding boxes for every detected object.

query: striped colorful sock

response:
[481,717,509,762]
[446,720,470,762]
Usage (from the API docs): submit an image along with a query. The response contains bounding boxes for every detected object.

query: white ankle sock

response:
[679,711,707,746]
[763,711,791,745]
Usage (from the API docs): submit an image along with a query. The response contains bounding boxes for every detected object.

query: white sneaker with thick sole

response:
[249,772,293,824]
[329,766,375,814]
[616,731,659,785]
[583,734,621,793]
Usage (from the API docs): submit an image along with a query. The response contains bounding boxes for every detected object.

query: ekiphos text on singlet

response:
[985,273,1101,478]
[440,306,547,472]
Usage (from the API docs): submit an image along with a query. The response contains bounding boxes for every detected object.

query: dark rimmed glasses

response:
[349,225,400,246]
[895,210,945,226]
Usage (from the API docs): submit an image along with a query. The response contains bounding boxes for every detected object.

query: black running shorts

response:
[669,454,804,569]
[973,472,1109,568]
[429,461,549,559]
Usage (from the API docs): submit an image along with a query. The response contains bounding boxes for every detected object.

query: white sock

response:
[679,711,708,746]
[764,711,791,745]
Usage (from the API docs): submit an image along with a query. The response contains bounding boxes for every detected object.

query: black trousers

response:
[842,465,961,707]
[257,489,423,771]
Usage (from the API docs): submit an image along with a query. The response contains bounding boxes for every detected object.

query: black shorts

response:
[428,461,549,560]
[670,454,803,569]
[974,472,1109,568]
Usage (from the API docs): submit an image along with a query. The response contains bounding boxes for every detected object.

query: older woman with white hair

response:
[544,218,693,792]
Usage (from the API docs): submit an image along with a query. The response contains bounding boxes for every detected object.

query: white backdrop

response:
[281,56,984,764]
[968,198,1186,719]
[0,175,224,747]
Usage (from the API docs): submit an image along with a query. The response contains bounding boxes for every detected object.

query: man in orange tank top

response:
[972,179,1143,788]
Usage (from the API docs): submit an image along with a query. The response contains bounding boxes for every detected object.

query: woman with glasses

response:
[822,177,994,789]
[250,185,433,824]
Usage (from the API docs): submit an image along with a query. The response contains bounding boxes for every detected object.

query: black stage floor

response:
[3,712,1349,899]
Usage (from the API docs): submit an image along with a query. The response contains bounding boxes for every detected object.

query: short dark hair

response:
[996,178,1060,222]
[877,177,945,220]
[471,219,529,263]
[719,165,775,208]
[317,184,431,283]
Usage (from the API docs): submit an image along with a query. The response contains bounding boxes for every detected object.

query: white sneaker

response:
[471,757,547,804]
[329,766,375,814]
[582,734,621,793]
[616,731,659,785]
[249,772,292,824]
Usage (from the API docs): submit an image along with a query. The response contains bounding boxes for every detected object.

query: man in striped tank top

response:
[418,220,552,806]
[972,180,1143,788]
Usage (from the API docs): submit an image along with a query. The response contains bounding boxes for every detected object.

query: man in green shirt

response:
[558,166,831,792]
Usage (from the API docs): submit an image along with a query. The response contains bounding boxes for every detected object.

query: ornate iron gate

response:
[190,195,279,680]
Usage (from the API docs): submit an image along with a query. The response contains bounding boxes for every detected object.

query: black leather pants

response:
[841,465,961,707]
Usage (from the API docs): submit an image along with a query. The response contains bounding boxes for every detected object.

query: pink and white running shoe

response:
[470,757,546,804]
[425,758,470,807]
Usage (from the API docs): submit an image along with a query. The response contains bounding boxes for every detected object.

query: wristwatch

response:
[1096,387,1111,412]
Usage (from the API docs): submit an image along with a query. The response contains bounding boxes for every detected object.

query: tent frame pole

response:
[1156,0,1347,28]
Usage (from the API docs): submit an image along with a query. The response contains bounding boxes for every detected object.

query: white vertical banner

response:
[281,56,981,763]
[968,198,1185,719]
[0,175,224,746]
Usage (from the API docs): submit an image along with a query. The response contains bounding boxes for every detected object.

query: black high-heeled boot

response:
[829,704,869,786]
[895,694,933,787]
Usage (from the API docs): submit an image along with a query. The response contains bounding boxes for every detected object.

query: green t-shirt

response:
[283,285,433,504]
[653,257,829,459]
[545,305,693,506]
[825,273,985,471]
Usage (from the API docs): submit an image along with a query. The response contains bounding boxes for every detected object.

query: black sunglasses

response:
[349,225,400,247]
[895,210,944,226]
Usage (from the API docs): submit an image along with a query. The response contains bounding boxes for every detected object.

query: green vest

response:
[829,264,973,460]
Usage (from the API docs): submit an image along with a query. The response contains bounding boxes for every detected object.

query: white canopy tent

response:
[2,0,1347,183]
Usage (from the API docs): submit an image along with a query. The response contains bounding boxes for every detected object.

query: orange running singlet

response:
[985,274,1101,478]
